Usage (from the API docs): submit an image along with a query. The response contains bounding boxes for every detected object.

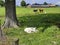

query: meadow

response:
[0,7,60,17]
[0,7,60,45]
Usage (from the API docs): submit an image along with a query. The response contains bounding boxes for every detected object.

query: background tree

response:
[0,0,5,7]
[3,0,19,28]
[21,0,27,7]
[43,2,48,5]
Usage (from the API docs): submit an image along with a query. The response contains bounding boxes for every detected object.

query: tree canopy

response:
[43,2,48,5]
[21,0,27,7]
[0,0,5,7]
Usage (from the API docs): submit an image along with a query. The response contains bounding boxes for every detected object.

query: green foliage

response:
[21,0,27,7]
[18,14,60,28]
[0,0,5,7]
[43,2,48,5]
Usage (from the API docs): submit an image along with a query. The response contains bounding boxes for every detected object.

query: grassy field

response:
[0,7,60,45]
[0,7,60,17]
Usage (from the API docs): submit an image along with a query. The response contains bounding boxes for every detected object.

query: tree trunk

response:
[3,0,19,28]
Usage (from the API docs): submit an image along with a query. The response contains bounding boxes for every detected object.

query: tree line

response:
[21,0,49,7]
[0,0,51,7]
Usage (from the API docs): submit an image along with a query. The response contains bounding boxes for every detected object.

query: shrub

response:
[21,0,27,7]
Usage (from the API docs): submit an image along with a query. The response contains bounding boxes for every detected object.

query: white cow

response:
[24,27,38,33]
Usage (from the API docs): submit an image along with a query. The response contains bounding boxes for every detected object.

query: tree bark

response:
[3,0,19,28]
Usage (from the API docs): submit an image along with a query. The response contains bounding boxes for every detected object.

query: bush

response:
[21,0,26,7]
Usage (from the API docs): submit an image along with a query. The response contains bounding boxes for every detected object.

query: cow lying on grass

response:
[24,27,38,33]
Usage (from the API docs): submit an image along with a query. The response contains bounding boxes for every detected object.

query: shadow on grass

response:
[18,13,60,32]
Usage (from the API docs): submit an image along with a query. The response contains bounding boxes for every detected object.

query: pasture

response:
[0,7,60,45]
[0,7,60,17]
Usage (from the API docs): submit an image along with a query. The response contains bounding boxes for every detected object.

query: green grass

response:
[0,7,5,17]
[3,13,60,45]
[0,7,60,45]
[16,7,60,17]
[0,7,60,17]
